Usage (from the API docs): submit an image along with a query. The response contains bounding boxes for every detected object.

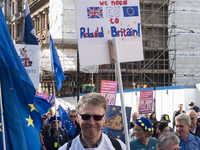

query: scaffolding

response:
[40,0,177,96]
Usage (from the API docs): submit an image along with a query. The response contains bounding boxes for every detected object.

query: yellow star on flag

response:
[112,107,116,111]
[119,110,122,113]
[122,131,124,134]
[28,104,37,112]
[107,30,111,34]
[117,135,120,139]
[25,115,34,127]
[0,123,2,132]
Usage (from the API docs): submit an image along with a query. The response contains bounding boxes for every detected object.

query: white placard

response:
[15,44,40,89]
[75,0,144,66]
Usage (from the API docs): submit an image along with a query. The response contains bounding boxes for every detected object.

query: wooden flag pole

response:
[0,78,6,150]
[113,38,130,150]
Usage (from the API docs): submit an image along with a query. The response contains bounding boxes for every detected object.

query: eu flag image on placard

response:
[123,6,139,17]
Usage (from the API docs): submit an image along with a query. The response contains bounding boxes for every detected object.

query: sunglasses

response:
[79,113,105,121]
[70,115,76,118]
[52,121,60,124]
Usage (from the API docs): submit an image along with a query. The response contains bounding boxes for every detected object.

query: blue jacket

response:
[179,133,200,150]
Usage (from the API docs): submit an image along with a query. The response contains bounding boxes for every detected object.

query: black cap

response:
[189,102,195,107]
[160,114,171,123]
[41,114,48,119]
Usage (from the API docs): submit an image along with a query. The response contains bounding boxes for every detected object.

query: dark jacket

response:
[190,123,200,138]
[172,110,186,129]
[43,128,69,150]
[68,121,81,140]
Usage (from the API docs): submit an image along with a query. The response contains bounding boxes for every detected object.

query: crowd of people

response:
[39,93,200,150]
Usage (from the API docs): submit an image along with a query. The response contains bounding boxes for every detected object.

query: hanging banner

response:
[15,44,40,89]
[100,80,117,105]
[75,0,144,66]
[139,90,153,114]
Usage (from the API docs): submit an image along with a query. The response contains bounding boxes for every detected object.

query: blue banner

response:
[102,105,131,143]
[123,6,139,17]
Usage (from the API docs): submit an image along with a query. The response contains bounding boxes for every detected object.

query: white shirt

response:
[58,133,126,150]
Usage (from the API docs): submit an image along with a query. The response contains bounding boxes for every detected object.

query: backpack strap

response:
[108,136,122,150]
[66,140,73,150]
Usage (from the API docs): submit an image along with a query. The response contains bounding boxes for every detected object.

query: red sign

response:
[139,90,153,114]
[100,80,118,105]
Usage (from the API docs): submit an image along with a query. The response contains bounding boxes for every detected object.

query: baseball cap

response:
[41,114,48,119]
[189,102,195,107]
[160,114,171,123]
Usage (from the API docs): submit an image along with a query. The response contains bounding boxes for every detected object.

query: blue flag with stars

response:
[49,33,65,91]
[59,105,76,137]
[102,105,131,143]
[0,7,42,150]
[23,0,38,45]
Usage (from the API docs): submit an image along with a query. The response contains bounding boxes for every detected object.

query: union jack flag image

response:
[87,7,103,19]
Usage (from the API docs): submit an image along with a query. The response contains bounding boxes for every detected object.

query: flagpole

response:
[49,32,59,146]
[113,38,130,150]
[0,77,6,150]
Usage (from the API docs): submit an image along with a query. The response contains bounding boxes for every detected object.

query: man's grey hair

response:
[175,113,191,126]
[77,93,108,113]
[186,110,198,118]
[157,132,180,150]
[68,110,77,115]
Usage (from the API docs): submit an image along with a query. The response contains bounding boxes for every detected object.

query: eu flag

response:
[0,7,42,150]
[49,33,65,91]
[34,94,52,115]
[102,105,131,143]
[59,105,76,137]
[23,0,38,45]
[123,6,139,17]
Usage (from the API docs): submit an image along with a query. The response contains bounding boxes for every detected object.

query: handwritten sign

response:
[139,90,153,114]
[100,80,117,105]
[75,0,143,66]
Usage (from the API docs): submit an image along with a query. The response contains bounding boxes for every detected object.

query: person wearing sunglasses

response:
[58,92,126,150]
[68,110,81,140]
[130,117,157,150]
[43,116,69,150]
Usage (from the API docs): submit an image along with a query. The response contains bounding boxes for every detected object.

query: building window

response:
[18,24,23,38]
[38,18,40,31]
[43,15,46,28]
[12,2,14,15]
[18,1,22,13]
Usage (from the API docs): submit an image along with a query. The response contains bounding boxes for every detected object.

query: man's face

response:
[178,105,183,111]
[77,104,106,140]
[132,113,138,121]
[176,120,189,140]
[69,112,77,123]
[42,118,47,126]
[51,120,60,130]
[163,143,179,150]
[188,112,197,129]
